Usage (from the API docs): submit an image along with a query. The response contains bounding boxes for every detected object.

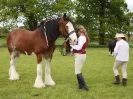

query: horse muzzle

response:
[69,32,77,44]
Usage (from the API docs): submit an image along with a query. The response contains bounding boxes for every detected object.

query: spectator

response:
[113,33,129,86]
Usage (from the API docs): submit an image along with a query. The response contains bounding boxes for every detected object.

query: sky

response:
[125,0,133,12]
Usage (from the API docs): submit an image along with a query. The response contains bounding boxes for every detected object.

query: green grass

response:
[0,48,133,99]
[0,38,6,47]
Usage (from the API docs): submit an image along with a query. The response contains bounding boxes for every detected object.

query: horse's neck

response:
[35,19,60,45]
[35,27,59,45]
[45,21,60,42]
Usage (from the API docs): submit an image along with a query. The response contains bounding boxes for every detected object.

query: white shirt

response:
[70,35,86,50]
[114,39,129,61]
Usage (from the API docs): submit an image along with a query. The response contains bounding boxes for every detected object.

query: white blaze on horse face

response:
[66,22,77,43]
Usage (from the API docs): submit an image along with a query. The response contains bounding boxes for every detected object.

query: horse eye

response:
[65,26,68,30]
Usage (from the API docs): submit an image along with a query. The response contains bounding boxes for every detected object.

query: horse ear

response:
[63,13,68,21]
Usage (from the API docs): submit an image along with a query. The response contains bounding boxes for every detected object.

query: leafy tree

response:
[125,12,133,41]
[0,0,75,30]
[0,0,52,30]
[75,0,129,45]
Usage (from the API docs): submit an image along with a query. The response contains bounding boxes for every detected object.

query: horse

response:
[108,39,117,55]
[7,13,77,88]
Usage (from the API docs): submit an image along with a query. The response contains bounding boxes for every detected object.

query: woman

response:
[113,33,129,86]
[70,25,89,91]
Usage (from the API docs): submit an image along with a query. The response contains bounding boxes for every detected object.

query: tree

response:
[75,0,129,45]
[0,0,52,30]
[125,12,133,41]
[0,0,75,30]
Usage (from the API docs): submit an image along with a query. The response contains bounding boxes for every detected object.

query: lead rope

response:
[43,21,49,47]
[65,37,70,42]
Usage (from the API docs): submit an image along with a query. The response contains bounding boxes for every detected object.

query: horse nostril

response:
[74,39,77,42]
[73,39,77,44]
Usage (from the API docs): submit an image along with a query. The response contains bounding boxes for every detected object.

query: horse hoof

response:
[9,77,20,80]
[9,75,20,80]
[33,80,45,88]
[33,84,45,88]
[45,81,56,86]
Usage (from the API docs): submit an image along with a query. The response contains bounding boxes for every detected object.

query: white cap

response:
[115,33,125,38]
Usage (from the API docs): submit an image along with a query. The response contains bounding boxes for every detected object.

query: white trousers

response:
[113,60,128,78]
[74,54,86,74]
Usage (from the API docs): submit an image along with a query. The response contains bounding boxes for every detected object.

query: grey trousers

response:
[113,60,128,78]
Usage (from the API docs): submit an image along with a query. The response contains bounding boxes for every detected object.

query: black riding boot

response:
[122,78,127,86]
[113,75,121,84]
[77,73,89,91]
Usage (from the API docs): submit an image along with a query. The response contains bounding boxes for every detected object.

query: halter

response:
[68,30,75,36]
[65,30,75,41]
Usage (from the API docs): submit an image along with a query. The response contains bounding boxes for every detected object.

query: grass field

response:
[0,47,133,99]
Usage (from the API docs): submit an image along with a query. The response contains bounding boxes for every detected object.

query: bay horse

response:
[7,14,77,88]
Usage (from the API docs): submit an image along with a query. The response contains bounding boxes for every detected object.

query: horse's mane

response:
[37,16,76,42]
[38,18,61,42]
